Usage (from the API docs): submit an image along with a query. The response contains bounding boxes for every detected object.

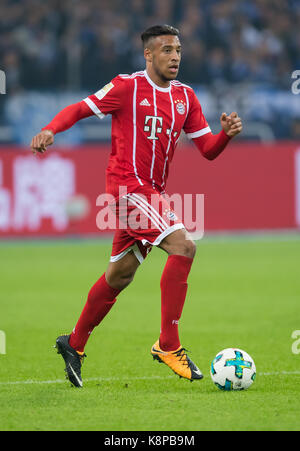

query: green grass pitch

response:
[0,234,300,431]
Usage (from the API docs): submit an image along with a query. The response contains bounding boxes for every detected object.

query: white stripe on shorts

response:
[110,244,144,264]
[129,193,169,229]
[125,194,165,232]
[126,193,169,231]
[141,223,185,246]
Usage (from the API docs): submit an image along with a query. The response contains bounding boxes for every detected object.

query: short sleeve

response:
[83,75,127,119]
[183,90,211,139]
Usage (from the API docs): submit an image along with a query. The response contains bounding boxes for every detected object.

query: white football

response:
[210,348,256,390]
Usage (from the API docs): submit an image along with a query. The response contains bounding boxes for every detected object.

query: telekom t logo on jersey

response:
[143,115,178,140]
[144,115,163,140]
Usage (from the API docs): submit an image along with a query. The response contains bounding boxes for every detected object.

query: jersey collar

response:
[144,70,171,93]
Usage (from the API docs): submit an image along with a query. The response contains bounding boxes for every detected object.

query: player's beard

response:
[152,58,178,82]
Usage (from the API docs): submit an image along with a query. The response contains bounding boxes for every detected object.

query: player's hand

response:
[220,112,242,137]
[30,130,54,155]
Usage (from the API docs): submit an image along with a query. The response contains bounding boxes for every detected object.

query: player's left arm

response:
[220,111,243,138]
[193,111,242,161]
[183,89,242,160]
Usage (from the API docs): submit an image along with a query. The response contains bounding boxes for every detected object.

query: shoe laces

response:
[174,347,190,367]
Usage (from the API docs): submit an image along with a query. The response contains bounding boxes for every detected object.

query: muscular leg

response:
[157,228,196,351]
[69,250,141,352]
[68,226,194,353]
[159,228,196,258]
[106,250,141,290]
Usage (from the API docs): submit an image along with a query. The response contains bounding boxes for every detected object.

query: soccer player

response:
[30,25,242,388]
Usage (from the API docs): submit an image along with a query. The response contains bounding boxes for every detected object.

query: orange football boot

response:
[151,340,203,381]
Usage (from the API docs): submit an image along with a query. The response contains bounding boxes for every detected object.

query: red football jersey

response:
[83,70,211,196]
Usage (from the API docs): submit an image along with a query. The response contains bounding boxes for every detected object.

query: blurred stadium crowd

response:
[0,0,300,143]
[1,0,299,92]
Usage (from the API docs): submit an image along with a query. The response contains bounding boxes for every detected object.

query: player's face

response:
[148,35,182,82]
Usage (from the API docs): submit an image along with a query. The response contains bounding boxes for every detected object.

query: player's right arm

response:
[30,75,127,154]
[30,101,93,154]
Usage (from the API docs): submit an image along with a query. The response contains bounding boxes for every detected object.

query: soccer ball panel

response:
[210,348,256,391]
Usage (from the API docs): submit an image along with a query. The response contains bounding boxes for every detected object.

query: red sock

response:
[159,255,193,352]
[69,273,120,352]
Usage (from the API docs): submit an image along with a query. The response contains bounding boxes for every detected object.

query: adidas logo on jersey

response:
[140,98,151,106]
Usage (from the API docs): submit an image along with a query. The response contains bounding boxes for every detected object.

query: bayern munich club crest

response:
[175,99,186,115]
[164,208,178,221]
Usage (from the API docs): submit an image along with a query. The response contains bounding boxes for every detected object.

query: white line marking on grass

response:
[0,375,174,386]
[0,371,300,386]
[258,371,300,376]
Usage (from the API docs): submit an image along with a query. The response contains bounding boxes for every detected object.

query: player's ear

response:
[144,47,153,63]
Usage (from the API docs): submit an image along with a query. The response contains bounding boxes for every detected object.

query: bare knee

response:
[107,270,135,291]
[171,239,196,259]
[185,239,197,259]
[159,229,196,259]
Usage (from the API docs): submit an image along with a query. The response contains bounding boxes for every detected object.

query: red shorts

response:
[109,184,184,264]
